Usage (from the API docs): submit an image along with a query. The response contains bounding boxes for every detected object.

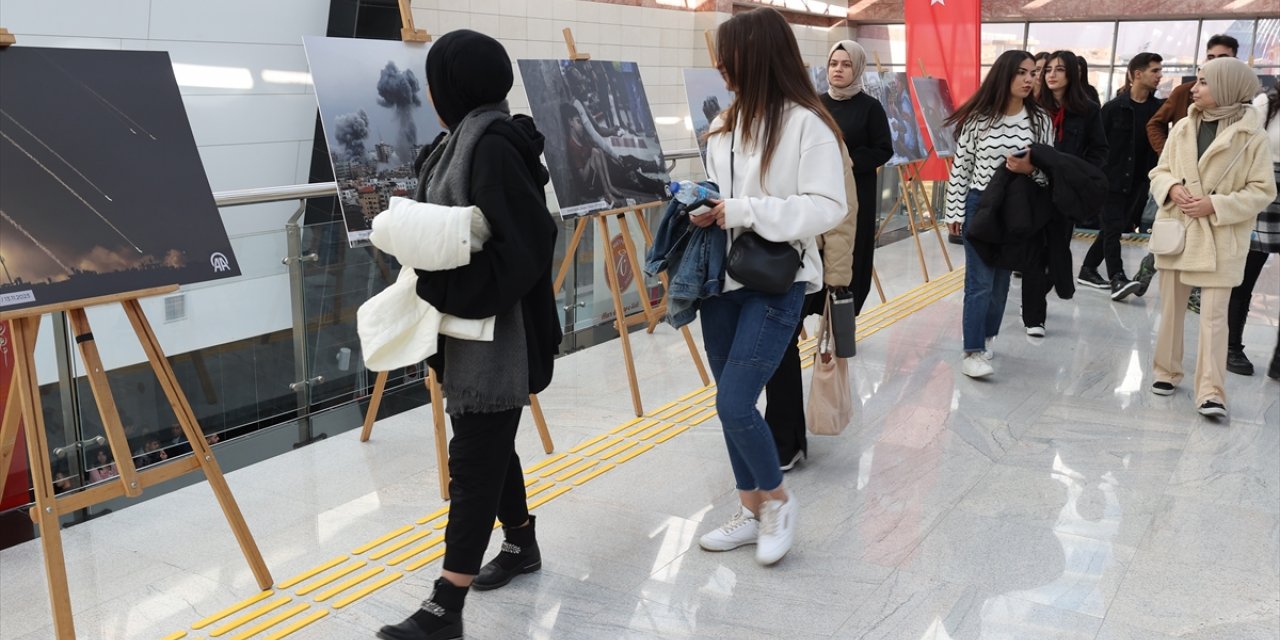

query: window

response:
[858,24,907,66]
[1115,21,1199,67]
[1200,19,1255,63]
[1253,18,1278,66]
[981,23,1025,64]
[1027,22,1114,65]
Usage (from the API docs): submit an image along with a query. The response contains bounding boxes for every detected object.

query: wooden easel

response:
[0,287,272,640]
[358,3,552,503]
[870,55,954,284]
[553,29,711,417]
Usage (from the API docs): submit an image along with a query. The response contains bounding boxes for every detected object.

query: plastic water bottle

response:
[669,180,719,210]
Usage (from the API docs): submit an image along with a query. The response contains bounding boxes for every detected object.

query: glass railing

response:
[0,149,915,539]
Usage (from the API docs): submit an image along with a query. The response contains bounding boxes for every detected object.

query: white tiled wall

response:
[0,0,850,377]
[0,0,328,378]
[411,0,851,182]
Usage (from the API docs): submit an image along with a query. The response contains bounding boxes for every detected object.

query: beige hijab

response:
[1192,57,1262,130]
[827,40,866,101]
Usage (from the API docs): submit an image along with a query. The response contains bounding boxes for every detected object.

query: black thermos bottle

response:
[829,289,856,358]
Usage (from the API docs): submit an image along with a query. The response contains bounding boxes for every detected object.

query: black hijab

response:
[425,30,514,129]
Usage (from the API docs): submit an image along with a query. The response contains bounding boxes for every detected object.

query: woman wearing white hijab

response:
[762,39,892,471]
[1148,56,1276,419]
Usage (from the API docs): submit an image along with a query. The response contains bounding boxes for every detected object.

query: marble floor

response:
[1,235,1277,640]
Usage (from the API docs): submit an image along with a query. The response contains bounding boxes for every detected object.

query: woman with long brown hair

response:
[943,50,1053,378]
[690,7,846,565]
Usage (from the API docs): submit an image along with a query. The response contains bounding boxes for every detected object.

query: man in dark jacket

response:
[1078,52,1164,302]
[1146,35,1238,156]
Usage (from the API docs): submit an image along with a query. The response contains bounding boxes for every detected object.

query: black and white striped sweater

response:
[943,111,1055,223]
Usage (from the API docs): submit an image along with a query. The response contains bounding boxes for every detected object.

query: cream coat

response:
[815,144,859,288]
[1148,105,1277,287]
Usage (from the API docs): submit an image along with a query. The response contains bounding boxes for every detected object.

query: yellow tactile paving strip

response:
[163,266,965,639]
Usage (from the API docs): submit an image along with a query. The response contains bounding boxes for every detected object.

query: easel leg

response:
[359,370,389,443]
[898,167,931,283]
[0,320,37,499]
[871,267,887,304]
[552,219,587,295]
[426,369,449,501]
[11,317,76,640]
[121,300,273,590]
[905,163,955,272]
[598,215,644,416]
[615,212,659,334]
[529,395,554,454]
[67,309,143,498]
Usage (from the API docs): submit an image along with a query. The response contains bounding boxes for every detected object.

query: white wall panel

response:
[0,0,151,40]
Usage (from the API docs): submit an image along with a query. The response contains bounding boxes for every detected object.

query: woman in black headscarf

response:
[378,30,561,640]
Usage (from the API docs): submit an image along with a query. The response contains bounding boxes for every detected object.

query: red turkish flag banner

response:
[906,0,981,180]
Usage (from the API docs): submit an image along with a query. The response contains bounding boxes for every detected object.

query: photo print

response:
[519,59,670,218]
[864,71,930,166]
[810,65,830,95]
[682,68,734,171]
[0,47,240,313]
[304,36,445,246]
[911,76,959,158]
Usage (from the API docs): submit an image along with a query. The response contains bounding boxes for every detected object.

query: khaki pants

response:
[1153,269,1230,405]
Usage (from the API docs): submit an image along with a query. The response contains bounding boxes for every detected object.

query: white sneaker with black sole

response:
[699,505,758,551]
[756,494,797,565]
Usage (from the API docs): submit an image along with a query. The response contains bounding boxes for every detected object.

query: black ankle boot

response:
[377,577,467,640]
[1268,347,1280,380]
[472,516,541,591]
[1226,348,1254,376]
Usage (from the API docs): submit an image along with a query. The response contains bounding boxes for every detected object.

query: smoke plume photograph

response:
[518,59,669,218]
[0,46,240,315]
[911,76,958,158]
[303,36,445,246]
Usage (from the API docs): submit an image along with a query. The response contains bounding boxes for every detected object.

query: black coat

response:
[415,115,563,395]
[822,93,893,221]
[1100,92,1164,194]
[1053,101,1108,167]
[967,144,1108,296]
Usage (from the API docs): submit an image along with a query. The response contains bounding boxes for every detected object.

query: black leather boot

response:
[1268,346,1280,380]
[377,577,467,640]
[472,516,541,591]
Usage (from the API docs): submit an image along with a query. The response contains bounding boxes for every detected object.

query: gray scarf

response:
[416,101,529,416]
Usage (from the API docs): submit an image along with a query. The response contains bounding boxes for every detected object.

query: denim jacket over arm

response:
[644,190,726,328]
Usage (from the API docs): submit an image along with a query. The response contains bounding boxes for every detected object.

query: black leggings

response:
[441,407,529,575]
[1228,249,1273,351]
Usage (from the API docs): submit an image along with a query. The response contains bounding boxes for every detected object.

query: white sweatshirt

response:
[703,104,848,294]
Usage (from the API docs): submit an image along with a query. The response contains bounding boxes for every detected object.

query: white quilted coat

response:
[357,196,495,371]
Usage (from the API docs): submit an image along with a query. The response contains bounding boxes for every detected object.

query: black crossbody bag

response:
[724,138,801,295]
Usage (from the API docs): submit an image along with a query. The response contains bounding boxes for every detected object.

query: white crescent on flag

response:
[931,0,945,4]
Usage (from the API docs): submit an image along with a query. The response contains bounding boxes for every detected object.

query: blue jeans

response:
[962,189,1011,353]
[699,282,805,492]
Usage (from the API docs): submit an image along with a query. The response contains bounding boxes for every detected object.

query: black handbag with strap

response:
[723,137,801,294]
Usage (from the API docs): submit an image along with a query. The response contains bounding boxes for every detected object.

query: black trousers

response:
[1228,249,1273,351]
[1084,186,1146,279]
[441,407,529,575]
[1022,217,1075,328]
[851,203,878,315]
[763,292,823,461]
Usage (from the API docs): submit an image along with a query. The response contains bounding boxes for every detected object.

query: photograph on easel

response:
[682,67,734,171]
[861,70,929,165]
[809,65,830,94]
[911,76,958,158]
[0,46,240,314]
[303,36,445,247]
[518,59,670,218]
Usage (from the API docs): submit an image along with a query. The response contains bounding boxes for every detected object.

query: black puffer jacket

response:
[967,144,1107,295]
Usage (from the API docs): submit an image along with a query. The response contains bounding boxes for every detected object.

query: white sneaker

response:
[962,353,994,378]
[983,337,995,360]
[1025,325,1045,338]
[756,493,797,565]
[699,505,758,551]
